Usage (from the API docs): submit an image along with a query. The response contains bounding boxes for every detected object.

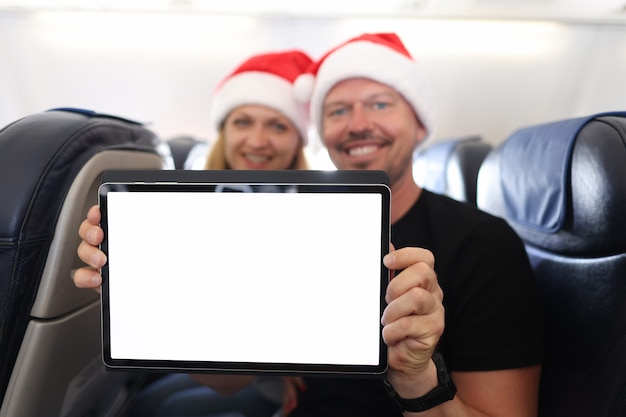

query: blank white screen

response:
[106,190,384,366]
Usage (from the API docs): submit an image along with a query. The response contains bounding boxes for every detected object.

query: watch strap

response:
[384,351,457,413]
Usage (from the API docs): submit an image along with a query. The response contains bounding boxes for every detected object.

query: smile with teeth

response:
[348,144,380,156]
[244,153,271,163]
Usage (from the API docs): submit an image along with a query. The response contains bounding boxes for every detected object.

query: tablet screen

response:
[99,170,390,376]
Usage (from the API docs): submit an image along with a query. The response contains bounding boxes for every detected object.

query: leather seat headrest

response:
[477,112,626,255]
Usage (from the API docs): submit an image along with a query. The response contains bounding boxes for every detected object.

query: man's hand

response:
[74,204,106,291]
[382,245,444,398]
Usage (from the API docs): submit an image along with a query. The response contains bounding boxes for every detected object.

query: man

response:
[287,32,544,416]
[75,33,543,417]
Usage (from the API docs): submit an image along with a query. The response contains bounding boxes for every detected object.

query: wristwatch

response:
[384,351,457,413]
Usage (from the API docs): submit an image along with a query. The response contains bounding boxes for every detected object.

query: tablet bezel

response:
[99,170,390,377]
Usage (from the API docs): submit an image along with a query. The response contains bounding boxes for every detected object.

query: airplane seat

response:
[0,108,170,417]
[475,112,626,417]
[413,135,492,205]
[167,135,209,169]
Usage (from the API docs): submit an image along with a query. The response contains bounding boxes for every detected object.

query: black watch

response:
[384,351,457,413]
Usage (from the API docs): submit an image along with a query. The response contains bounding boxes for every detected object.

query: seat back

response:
[413,135,491,204]
[476,112,626,417]
[0,108,168,417]
[167,135,209,169]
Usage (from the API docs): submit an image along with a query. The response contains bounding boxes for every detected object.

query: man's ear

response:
[413,116,428,150]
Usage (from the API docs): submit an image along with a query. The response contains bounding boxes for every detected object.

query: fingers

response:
[86,204,101,224]
[384,248,439,304]
[75,238,105,290]
[384,246,434,271]
[381,246,444,375]
[78,206,103,245]
[75,205,105,291]
[77,239,107,268]
[382,295,444,346]
[386,334,439,376]
[381,247,442,335]
[382,283,444,374]
[77,204,106,268]
[73,267,102,291]
[382,283,442,325]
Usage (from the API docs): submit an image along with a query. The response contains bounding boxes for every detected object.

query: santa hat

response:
[209,50,313,142]
[294,33,433,137]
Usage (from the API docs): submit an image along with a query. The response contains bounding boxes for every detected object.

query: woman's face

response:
[223,104,301,170]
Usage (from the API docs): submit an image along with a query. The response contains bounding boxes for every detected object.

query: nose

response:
[347,103,371,133]
[246,125,269,148]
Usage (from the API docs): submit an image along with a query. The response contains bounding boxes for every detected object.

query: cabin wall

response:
[1,11,625,162]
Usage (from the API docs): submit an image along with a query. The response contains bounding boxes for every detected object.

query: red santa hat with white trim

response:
[209,49,313,143]
[294,33,433,138]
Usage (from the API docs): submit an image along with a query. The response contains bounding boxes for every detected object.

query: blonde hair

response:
[204,129,309,170]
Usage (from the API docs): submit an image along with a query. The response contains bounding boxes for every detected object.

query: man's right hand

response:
[75,204,106,291]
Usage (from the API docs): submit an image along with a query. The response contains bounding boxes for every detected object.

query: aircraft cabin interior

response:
[0,0,625,416]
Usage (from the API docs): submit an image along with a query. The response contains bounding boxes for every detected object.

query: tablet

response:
[99,170,390,376]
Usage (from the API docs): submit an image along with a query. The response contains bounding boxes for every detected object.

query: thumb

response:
[387,242,396,280]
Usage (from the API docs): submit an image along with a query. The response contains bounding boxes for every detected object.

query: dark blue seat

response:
[476,112,626,417]
[167,135,209,169]
[0,108,168,417]
[413,135,491,205]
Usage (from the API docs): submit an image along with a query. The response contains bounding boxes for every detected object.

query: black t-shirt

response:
[290,190,544,417]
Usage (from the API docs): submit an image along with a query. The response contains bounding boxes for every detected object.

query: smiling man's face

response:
[321,78,425,186]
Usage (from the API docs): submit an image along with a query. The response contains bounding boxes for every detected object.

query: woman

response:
[75,49,313,417]
[204,49,311,171]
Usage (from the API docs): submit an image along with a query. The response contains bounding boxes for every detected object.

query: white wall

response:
[1,11,625,163]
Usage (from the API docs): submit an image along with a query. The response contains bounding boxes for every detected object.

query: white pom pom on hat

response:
[293,73,316,104]
[208,50,314,143]
[297,33,433,138]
